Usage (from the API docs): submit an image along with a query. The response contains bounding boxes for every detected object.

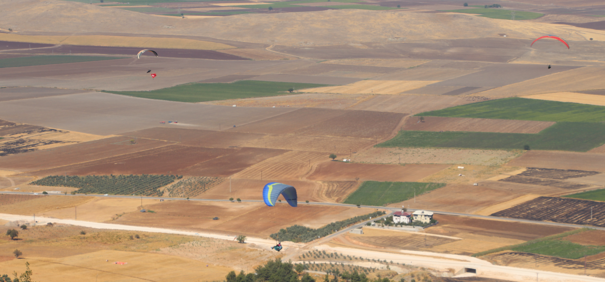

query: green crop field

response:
[0,55,124,68]
[377,122,605,152]
[564,189,605,202]
[322,5,396,10]
[344,181,445,206]
[446,8,543,20]
[418,98,605,123]
[31,175,181,197]
[511,240,605,259]
[106,81,327,103]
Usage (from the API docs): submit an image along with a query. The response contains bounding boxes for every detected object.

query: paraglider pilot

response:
[272,242,283,252]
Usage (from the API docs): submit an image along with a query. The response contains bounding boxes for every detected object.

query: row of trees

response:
[226,259,314,282]
[270,211,385,243]
[31,174,181,196]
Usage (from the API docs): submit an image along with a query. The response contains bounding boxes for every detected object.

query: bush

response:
[237,198,241,203]
[6,229,18,240]
[229,197,234,201]
[237,235,246,243]
[19,225,27,230]
[42,191,48,195]
[80,231,86,235]
[13,249,21,259]
[463,2,468,6]
[524,144,530,150]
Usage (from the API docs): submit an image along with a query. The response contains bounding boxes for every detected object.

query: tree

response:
[306,200,309,204]
[301,273,316,282]
[13,249,21,259]
[268,6,273,11]
[329,154,337,160]
[6,229,18,240]
[226,271,237,282]
[397,4,400,8]
[237,198,241,203]
[295,264,305,276]
[237,235,246,243]
[357,204,360,208]
[288,88,294,93]
[80,231,86,235]
[229,197,234,201]
[19,225,26,230]
[419,116,424,123]
[524,145,530,150]
[463,2,468,6]
[42,191,48,195]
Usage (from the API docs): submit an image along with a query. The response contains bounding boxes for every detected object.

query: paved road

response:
[4,191,602,232]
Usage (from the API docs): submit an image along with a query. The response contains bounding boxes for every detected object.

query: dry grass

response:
[301,80,439,95]
[420,165,522,184]
[0,34,233,50]
[321,59,429,68]
[0,196,94,215]
[523,92,605,107]
[474,194,541,216]
[233,151,327,180]
[352,147,522,166]
[42,198,150,222]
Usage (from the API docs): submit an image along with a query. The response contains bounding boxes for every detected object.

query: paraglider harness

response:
[271,242,283,252]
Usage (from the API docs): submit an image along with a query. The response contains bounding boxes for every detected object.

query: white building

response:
[412,210,434,224]
[392,206,412,224]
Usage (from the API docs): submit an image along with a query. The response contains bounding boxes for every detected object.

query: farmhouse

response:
[393,211,412,224]
[412,210,434,224]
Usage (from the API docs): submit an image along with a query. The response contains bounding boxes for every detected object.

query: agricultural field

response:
[524,92,605,107]
[564,189,605,202]
[106,81,327,103]
[165,176,224,198]
[31,175,181,196]
[492,197,605,227]
[378,122,605,152]
[0,55,124,68]
[307,162,449,182]
[352,147,521,166]
[402,116,555,134]
[506,151,605,172]
[445,9,543,20]
[418,98,605,123]
[344,181,445,206]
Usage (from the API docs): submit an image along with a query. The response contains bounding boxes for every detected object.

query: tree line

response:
[270,211,385,243]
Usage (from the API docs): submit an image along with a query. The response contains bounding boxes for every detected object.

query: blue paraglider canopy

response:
[263,182,297,207]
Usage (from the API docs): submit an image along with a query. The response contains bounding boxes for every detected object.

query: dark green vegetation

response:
[473,229,603,259]
[344,181,446,206]
[0,262,33,282]
[418,98,605,122]
[106,81,326,103]
[378,122,605,152]
[226,259,316,282]
[323,5,396,10]
[165,176,224,198]
[446,8,543,20]
[68,0,214,4]
[0,55,123,69]
[270,211,385,243]
[564,189,605,202]
[31,175,181,196]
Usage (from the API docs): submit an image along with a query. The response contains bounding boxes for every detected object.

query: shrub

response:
[237,198,241,203]
[80,231,86,235]
[19,225,27,230]
[13,249,21,259]
[463,2,468,6]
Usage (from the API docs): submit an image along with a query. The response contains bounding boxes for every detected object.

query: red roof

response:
[393,211,411,216]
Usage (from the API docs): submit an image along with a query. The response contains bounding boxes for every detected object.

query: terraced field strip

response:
[0,55,124,68]
[378,122,605,152]
[0,34,233,50]
[564,189,605,202]
[344,181,445,206]
[523,92,605,107]
[301,80,439,95]
[403,116,555,133]
[418,97,605,122]
[445,8,543,20]
[107,81,328,103]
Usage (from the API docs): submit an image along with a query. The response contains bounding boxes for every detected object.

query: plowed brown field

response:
[313,181,359,203]
[348,95,478,114]
[231,108,345,135]
[403,117,555,133]
[297,111,404,138]
[242,134,374,155]
[563,230,605,246]
[390,183,560,214]
[200,179,318,201]
[0,136,170,172]
[122,127,265,148]
[115,201,376,237]
[307,162,448,182]
[233,151,327,180]
[506,151,605,172]
[352,147,520,166]
[588,144,605,154]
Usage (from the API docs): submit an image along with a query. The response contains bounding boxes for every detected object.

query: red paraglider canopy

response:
[530,36,570,49]
[151,73,157,79]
